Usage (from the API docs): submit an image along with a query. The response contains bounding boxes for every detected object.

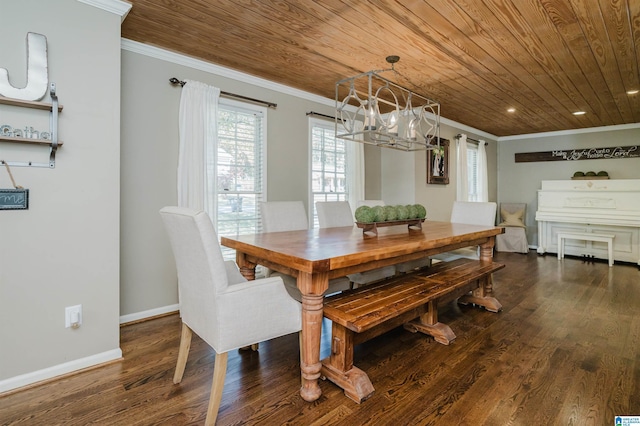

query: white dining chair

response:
[259,200,308,232]
[260,201,351,298]
[356,199,385,208]
[315,201,396,287]
[159,206,302,426]
[316,200,355,228]
[431,201,497,262]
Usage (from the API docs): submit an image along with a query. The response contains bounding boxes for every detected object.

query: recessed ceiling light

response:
[507,107,516,113]
[572,111,586,116]
[627,89,639,95]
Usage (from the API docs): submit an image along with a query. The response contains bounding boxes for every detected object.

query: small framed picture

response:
[426,138,449,185]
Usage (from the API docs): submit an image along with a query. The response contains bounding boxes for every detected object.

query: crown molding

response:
[498,122,640,141]
[439,116,497,141]
[77,0,132,22]
[121,39,334,108]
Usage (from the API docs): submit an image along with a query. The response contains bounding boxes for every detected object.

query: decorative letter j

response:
[0,32,49,101]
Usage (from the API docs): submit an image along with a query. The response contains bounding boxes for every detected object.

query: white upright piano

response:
[535,179,640,265]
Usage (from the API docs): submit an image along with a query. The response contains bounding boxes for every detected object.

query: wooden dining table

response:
[220,220,504,402]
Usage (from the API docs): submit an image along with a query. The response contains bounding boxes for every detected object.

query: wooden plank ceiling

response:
[121,0,640,137]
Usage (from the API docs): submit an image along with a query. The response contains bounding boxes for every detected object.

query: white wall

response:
[0,0,124,391]
[497,125,640,246]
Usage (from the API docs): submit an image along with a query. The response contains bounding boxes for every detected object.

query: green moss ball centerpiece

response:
[355,203,427,224]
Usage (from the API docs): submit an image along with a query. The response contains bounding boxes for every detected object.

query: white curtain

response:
[346,120,365,210]
[477,140,489,202]
[177,80,220,210]
[456,134,468,201]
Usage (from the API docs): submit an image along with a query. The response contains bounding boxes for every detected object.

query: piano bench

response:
[557,232,615,267]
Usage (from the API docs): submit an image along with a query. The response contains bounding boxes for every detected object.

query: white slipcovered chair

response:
[495,203,529,253]
[260,200,308,232]
[316,200,355,228]
[356,199,385,208]
[260,201,351,298]
[159,206,301,426]
[431,201,497,262]
[315,201,396,287]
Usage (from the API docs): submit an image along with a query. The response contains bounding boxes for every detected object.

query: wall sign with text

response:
[515,145,639,163]
[0,189,29,210]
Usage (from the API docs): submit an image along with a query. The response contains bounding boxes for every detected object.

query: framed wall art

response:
[426,138,449,184]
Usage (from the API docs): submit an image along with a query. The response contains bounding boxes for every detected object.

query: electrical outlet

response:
[65,305,82,329]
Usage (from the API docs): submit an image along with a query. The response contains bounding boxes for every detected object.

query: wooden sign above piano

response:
[515,145,639,163]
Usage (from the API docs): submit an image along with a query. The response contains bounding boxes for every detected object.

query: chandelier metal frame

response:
[335,56,441,152]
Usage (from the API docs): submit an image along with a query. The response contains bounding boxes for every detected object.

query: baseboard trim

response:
[0,348,123,395]
[119,304,179,325]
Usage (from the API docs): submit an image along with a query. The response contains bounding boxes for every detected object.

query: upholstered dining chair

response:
[159,206,302,426]
[260,201,351,298]
[431,201,498,262]
[315,201,396,287]
[316,200,355,228]
[356,199,385,208]
[259,200,308,232]
[355,200,432,274]
[495,203,529,253]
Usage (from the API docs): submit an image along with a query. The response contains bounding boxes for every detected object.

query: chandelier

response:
[335,56,440,151]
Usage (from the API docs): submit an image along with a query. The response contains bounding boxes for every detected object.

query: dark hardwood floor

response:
[2,252,639,425]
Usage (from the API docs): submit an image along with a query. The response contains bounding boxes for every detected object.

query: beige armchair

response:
[495,203,529,253]
[159,206,302,425]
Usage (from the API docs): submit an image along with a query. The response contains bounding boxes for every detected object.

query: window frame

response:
[466,141,480,202]
[211,98,267,260]
[308,117,348,228]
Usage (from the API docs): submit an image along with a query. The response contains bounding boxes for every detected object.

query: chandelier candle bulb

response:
[364,102,377,130]
[387,110,399,135]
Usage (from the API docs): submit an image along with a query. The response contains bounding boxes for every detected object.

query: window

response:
[210,99,266,261]
[309,118,348,227]
[466,142,480,201]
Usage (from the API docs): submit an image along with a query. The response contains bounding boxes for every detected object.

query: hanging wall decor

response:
[0,162,29,210]
[0,32,48,101]
[426,138,449,184]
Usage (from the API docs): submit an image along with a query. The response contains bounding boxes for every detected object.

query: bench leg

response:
[458,276,502,313]
[320,323,375,403]
[404,300,456,345]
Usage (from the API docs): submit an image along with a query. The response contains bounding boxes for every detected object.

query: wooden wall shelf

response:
[0,96,63,111]
[0,83,62,168]
[0,136,63,146]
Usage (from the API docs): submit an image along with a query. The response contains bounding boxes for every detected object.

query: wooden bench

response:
[557,232,615,267]
[320,258,505,403]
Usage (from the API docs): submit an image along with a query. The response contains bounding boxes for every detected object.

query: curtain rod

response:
[455,133,487,145]
[306,111,339,121]
[169,78,277,109]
